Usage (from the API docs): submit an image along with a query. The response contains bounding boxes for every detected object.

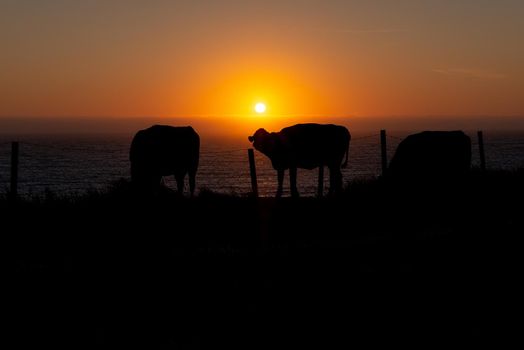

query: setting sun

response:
[255,102,266,114]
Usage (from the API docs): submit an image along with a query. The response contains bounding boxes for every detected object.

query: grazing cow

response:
[387,131,471,180]
[248,123,351,197]
[130,125,200,195]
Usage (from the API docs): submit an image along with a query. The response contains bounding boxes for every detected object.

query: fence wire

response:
[386,134,404,141]
[352,133,380,140]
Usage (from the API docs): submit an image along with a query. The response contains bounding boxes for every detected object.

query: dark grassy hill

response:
[3,170,522,348]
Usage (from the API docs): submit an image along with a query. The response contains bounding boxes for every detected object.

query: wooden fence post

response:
[248,149,258,197]
[9,141,19,203]
[380,130,388,176]
[317,166,324,197]
[478,131,486,171]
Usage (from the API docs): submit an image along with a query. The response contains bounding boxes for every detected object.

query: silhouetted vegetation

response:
[4,170,522,347]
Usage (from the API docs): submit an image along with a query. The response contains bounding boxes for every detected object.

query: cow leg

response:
[188,170,196,197]
[318,166,324,197]
[276,169,284,198]
[329,167,342,195]
[175,173,185,194]
[153,175,162,187]
[145,175,162,195]
[290,166,299,197]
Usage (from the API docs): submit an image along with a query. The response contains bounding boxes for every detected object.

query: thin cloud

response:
[332,29,407,33]
[299,27,407,34]
[432,68,506,80]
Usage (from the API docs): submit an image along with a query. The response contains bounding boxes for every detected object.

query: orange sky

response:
[1,1,523,133]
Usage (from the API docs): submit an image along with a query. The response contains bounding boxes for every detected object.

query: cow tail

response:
[341,140,349,168]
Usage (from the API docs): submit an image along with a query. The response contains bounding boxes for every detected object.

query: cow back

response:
[388,131,471,179]
[130,125,200,175]
[277,124,350,169]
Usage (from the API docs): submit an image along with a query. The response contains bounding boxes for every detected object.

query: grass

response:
[3,170,522,347]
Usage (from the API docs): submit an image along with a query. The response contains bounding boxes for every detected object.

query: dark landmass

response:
[3,170,522,348]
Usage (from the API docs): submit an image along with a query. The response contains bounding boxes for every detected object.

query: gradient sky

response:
[1,0,523,123]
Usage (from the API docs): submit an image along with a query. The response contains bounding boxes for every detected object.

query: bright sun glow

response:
[254,102,266,114]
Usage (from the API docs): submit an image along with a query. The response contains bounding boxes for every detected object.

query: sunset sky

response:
[1,0,523,133]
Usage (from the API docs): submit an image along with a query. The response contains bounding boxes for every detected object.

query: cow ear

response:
[248,136,254,142]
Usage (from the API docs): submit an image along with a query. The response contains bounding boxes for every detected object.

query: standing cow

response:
[387,130,471,180]
[248,123,351,197]
[130,125,200,195]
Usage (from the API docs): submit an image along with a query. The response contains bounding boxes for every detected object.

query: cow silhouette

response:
[387,131,471,180]
[130,125,200,195]
[248,123,350,197]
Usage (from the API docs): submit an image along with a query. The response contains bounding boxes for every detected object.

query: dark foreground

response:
[3,170,522,348]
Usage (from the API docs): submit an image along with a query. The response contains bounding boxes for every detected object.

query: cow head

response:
[248,128,279,157]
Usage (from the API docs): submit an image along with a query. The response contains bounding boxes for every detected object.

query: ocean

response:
[1,130,523,197]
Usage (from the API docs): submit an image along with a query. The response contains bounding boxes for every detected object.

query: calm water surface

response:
[0,131,522,197]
